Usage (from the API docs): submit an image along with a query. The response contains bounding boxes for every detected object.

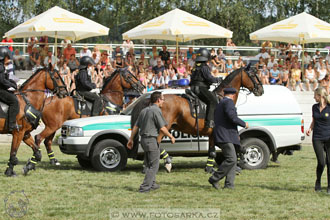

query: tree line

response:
[1,0,328,47]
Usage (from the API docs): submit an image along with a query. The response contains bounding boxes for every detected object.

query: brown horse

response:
[130,66,264,172]
[2,69,68,176]
[33,68,145,166]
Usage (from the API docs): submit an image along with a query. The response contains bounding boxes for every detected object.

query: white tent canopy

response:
[123,8,232,42]
[5,6,109,41]
[249,12,330,44]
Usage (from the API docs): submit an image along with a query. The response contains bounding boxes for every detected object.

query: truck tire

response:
[91,139,128,171]
[240,138,270,169]
[77,155,92,169]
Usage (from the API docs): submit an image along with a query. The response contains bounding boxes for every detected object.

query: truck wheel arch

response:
[85,130,130,157]
[239,127,276,154]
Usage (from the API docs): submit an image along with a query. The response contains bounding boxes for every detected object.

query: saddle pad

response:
[73,97,92,116]
[181,94,206,119]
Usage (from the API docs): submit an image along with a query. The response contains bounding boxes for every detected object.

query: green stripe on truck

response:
[242,117,301,126]
[83,122,130,130]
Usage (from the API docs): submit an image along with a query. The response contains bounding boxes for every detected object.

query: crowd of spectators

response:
[3,36,330,94]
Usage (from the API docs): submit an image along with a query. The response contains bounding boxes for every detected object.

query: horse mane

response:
[101,69,119,91]
[19,68,47,90]
[214,67,242,93]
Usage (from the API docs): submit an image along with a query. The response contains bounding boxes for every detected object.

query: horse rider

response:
[75,56,102,116]
[0,46,19,132]
[190,48,222,128]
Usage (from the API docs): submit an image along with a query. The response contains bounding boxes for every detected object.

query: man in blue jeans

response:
[208,87,249,189]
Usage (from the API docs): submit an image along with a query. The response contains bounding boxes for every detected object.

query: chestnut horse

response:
[2,69,68,176]
[33,68,145,166]
[130,66,264,172]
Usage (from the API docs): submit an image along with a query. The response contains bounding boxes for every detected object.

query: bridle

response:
[240,67,263,95]
[104,68,145,95]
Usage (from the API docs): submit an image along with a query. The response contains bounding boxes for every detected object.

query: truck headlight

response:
[68,126,83,137]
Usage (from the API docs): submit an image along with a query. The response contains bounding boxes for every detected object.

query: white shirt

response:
[256,52,270,60]
[80,49,92,58]
[267,60,278,69]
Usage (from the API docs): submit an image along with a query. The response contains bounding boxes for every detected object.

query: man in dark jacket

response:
[208,87,249,189]
[190,48,222,128]
[75,56,101,116]
[0,46,19,132]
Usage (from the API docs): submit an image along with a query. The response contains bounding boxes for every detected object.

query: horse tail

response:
[129,98,150,158]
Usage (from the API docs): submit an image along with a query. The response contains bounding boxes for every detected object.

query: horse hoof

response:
[22,166,29,176]
[5,168,17,177]
[165,163,172,173]
[50,159,61,166]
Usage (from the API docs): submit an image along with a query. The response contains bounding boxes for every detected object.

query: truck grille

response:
[61,125,68,137]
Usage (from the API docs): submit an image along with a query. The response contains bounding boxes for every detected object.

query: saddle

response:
[73,94,93,116]
[0,100,41,129]
[73,94,121,116]
[181,89,207,119]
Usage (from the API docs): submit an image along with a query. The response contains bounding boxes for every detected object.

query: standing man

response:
[127,91,175,193]
[208,88,249,190]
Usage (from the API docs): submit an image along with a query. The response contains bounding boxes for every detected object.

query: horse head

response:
[119,67,145,93]
[101,67,145,95]
[19,68,68,98]
[241,64,264,96]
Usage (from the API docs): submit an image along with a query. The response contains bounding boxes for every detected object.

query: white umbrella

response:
[122,8,232,62]
[249,12,330,73]
[5,6,109,56]
[250,12,330,44]
[5,6,109,41]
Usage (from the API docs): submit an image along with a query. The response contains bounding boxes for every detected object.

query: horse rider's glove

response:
[7,87,15,92]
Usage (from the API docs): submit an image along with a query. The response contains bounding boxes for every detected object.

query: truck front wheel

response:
[91,139,128,171]
[240,138,270,169]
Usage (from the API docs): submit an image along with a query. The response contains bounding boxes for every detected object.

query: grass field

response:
[0,143,329,220]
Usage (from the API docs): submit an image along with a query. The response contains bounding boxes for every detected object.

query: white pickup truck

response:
[58,85,305,171]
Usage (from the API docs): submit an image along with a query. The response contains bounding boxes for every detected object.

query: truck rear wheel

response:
[91,139,127,171]
[240,138,270,169]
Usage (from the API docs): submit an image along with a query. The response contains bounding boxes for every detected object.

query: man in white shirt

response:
[152,70,165,89]
[256,48,270,60]
[80,45,92,58]
[267,55,278,70]
[44,50,59,70]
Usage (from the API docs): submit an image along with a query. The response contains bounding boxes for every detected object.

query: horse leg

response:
[205,134,216,174]
[22,134,42,175]
[44,132,60,166]
[157,132,172,173]
[4,129,25,177]
[35,128,60,165]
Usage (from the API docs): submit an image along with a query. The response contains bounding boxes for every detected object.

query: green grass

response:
[0,143,329,220]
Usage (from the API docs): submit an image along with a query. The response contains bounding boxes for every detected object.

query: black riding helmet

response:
[79,56,95,68]
[195,48,210,62]
[0,46,13,62]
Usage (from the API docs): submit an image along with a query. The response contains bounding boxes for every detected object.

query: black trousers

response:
[78,91,102,116]
[210,142,237,187]
[0,90,19,128]
[191,86,217,122]
[312,139,330,187]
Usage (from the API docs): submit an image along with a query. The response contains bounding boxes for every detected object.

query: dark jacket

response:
[75,67,96,92]
[213,97,246,145]
[0,63,16,90]
[190,62,218,88]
